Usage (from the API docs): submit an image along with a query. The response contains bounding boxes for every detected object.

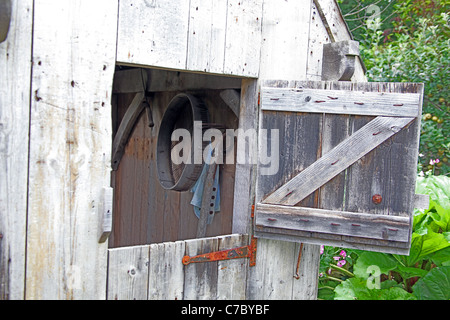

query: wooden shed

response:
[0,0,426,300]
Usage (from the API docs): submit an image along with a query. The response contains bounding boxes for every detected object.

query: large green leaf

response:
[429,201,450,232]
[412,266,450,300]
[353,252,398,279]
[416,176,450,211]
[402,230,450,266]
[428,247,450,267]
[334,278,416,300]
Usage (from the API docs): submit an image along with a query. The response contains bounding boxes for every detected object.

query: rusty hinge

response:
[182,236,257,267]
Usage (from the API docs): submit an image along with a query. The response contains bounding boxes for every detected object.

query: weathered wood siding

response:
[247,0,367,301]
[25,0,118,299]
[1,0,369,300]
[107,234,249,299]
[116,0,263,77]
[0,0,33,300]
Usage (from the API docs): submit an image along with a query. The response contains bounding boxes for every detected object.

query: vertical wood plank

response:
[148,241,185,300]
[232,79,259,234]
[0,0,33,300]
[318,81,352,212]
[292,242,321,299]
[313,0,352,42]
[247,238,297,299]
[259,0,312,80]
[26,0,118,299]
[186,0,228,73]
[386,83,422,221]
[306,1,330,81]
[183,237,219,299]
[116,0,190,70]
[223,0,262,77]
[116,0,262,77]
[107,246,150,300]
[344,83,380,217]
[216,234,249,300]
[148,92,167,244]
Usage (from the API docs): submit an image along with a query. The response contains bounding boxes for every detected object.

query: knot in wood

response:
[128,267,137,276]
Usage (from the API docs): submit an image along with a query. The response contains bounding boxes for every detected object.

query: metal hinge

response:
[182,236,257,267]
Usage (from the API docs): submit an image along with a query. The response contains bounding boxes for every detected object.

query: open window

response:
[254,80,424,255]
[109,67,243,248]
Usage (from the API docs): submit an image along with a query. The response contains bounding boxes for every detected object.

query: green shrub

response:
[338,0,450,175]
[318,175,450,300]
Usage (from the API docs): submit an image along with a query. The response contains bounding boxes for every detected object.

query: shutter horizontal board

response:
[261,87,421,117]
[255,81,423,255]
[256,203,410,243]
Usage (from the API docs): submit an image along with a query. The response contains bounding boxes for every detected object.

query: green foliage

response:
[339,0,450,175]
[318,175,450,300]
[412,266,450,299]
[334,277,416,300]
[318,1,450,299]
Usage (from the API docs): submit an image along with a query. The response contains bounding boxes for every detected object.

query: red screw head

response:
[372,194,382,205]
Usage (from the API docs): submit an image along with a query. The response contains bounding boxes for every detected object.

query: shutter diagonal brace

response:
[262,116,415,206]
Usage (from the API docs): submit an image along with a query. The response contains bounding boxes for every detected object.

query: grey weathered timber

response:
[251,81,325,301]
[246,238,297,300]
[255,81,423,255]
[116,0,262,77]
[148,241,185,300]
[26,0,118,299]
[216,234,249,300]
[183,237,219,300]
[313,0,367,76]
[255,228,411,255]
[318,81,353,213]
[321,40,360,81]
[220,89,241,118]
[112,68,242,94]
[107,245,150,300]
[111,92,145,170]
[261,87,421,117]
[107,235,250,300]
[263,116,414,206]
[343,82,424,244]
[256,203,411,243]
[0,0,32,300]
[232,79,259,235]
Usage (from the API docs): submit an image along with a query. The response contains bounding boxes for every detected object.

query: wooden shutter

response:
[254,81,423,255]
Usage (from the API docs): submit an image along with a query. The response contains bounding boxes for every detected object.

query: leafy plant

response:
[338,0,450,175]
[412,266,450,299]
[318,175,450,300]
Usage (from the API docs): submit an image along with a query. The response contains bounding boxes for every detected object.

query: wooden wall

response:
[1,0,367,300]
[0,0,33,300]
[246,0,366,300]
[116,0,262,77]
[25,0,118,299]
